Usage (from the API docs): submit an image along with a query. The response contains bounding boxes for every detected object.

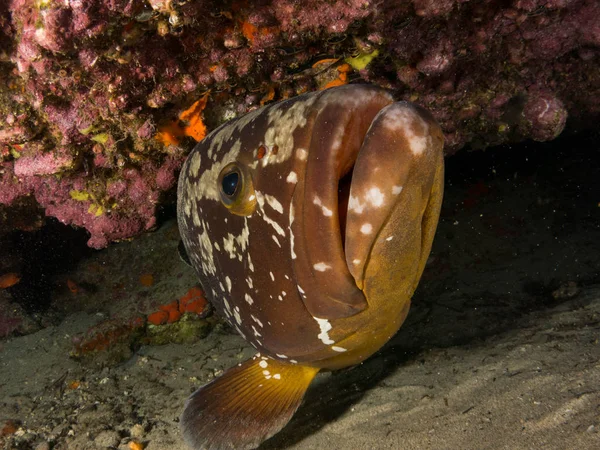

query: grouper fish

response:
[177,84,444,449]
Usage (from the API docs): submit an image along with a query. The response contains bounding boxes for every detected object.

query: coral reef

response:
[0,0,598,246]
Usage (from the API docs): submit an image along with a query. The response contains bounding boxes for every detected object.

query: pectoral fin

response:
[181,356,319,450]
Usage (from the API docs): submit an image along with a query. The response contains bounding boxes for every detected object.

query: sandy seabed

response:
[1,133,599,450]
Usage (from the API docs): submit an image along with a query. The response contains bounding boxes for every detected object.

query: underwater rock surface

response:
[0,0,599,246]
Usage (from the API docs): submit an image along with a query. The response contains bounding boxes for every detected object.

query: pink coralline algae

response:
[0,0,599,246]
[13,151,73,177]
[521,89,568,142]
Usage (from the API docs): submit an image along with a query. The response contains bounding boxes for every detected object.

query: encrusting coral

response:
[0,0,598,246]
[70,286,210,364]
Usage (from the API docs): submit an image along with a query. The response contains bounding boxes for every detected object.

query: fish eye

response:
[221,170,240,197]
[218,162,256,216]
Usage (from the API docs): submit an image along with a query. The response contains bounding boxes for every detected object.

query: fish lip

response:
[344,100,445,298]
[340,117,393,291]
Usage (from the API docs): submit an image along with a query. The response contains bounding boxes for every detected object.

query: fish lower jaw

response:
[308,343,389,372]
[314,301,412,371]
[301,328,399,371]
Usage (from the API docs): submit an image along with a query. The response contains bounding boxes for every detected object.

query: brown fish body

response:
[177,85,444,448]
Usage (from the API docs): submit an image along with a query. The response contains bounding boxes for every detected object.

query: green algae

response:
[145,315,212,346]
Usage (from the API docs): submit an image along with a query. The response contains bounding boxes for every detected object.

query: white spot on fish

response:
[269,271,275,281]
[222,218,250,260]
[276,354,288,359]
[265,194,284,214]
[360,223,373,234]
[314,317,335,345]
[365,187,385,207]
[263,370,270,376]
[251,314,263,327]
[273,373,281,380]
[382,107,430,155]
[225,276,232,292]
[313,262,332,272]
[296,148,308,161]
[386,236,394,241]
[252,325,262,337]
[353,259,361,265]
[392,185,403,195]
[234,307,242,325]
[261,98,316,164]
[286,171,298,184]
[331,346,347,352]
[348,195,365,214]
[234,324,245,338]
[245,293,254,305]
[259,360,268,368]
[198,221,216,275]
[256,191,286,236]
[272,235,281,247]
[289,202,296,259]
[313,195,333,217]
[188,152,201,177]
[185,140,241,202]
[247,253,255,272]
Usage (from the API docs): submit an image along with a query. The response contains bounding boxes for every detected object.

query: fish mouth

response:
[293,90,444,320]
[334,132,381,293]
[337,166,353,251]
